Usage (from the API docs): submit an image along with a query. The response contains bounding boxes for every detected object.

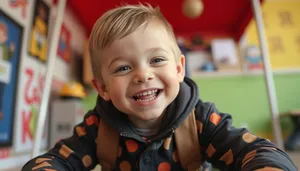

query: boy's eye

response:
[115,66,131,73]
[151,58,165,64]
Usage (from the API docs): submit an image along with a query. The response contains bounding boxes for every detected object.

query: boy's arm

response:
[22,110,100,171]
[195,101,297,171]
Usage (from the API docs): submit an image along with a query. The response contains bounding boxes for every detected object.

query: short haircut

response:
[88,3,181,79]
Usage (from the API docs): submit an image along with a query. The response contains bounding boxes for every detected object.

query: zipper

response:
[120,132,146,142]
[151,127,175,142]
[120,127,176,143]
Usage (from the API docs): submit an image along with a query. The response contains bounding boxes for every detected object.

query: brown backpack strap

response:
[174,109,202,171]
[97,119,119,171]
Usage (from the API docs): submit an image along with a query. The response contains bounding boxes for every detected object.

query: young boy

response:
[22,4,297,171]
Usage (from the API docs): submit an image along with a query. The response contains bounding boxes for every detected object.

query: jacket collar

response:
[95,77,199,142]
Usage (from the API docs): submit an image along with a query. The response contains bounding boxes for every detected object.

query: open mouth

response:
[133,89,162,102]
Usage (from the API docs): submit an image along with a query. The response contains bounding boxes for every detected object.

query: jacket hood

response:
[95,77,199,141]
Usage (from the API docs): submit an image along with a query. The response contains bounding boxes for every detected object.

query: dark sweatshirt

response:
[22,77,297,171]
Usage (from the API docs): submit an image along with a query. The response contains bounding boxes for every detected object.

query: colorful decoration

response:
[9,0,28,19]
[28,0,50,63]
[182,0,204,19]
[244,45,263,70]
[15,66,48,152]
[245,0,300,69]
[200,61,216,72]
[58,82,86,99]
[57,24,71,63]
[0,9,23,147]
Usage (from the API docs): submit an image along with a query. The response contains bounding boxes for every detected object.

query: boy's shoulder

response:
[195,99,216,113]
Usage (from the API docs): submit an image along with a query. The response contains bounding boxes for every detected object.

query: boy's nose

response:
[133,70,155,83]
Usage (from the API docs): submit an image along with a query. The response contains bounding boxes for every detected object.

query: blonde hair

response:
[88,3,181,79]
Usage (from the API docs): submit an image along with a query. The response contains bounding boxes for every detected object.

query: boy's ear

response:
[92,79,111,101]
[176,55,185,82]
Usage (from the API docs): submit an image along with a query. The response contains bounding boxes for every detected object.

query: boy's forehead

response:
[105,23,172,53]
[96,20,179,68]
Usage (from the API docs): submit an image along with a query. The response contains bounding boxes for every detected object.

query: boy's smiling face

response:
[93,21,185,128]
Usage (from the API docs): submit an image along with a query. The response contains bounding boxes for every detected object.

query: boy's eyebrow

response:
[108,47,168,67]
[146,47,168,54]
[108,56,123,68]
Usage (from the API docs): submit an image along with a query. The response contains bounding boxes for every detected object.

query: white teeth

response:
[134,89,161,102]
[135,90,158,97]
[137,95,156,102]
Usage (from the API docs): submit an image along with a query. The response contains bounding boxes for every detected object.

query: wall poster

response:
[0,9,23,147]
[28,0,50,63]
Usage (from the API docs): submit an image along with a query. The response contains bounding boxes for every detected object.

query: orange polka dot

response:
[118,146,122,157]
[126,140,138,153]
[32,162,52,170]
[261,146,277,151]
[210,113,221,126]
[173,151,179,163]
[82,155,92,167]
[163,137,172,150]
[59,145,74,159]
[76,126,86,137]
[255,167,283,171]
[86,115,99,126]
[120,160,131,171]
[242,150,256,168]
[220,149,233,165]
[158,162,171,171]
[242,132,257,143]
[206,144,216,158]
[196,120,203,134]
[35,158,51,164]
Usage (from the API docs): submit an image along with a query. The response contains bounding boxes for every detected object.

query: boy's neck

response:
[127,113,164,129]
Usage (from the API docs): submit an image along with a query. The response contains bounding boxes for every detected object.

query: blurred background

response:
[0,0,300,170]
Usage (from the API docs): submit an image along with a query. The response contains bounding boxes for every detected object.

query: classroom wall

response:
[240,0,300,138]
[0,0,86,170]
[193,73,300,139]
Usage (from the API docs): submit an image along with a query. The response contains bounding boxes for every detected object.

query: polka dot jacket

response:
[22,77,297,171]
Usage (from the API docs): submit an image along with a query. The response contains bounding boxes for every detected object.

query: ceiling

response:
[67,0,263,41]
